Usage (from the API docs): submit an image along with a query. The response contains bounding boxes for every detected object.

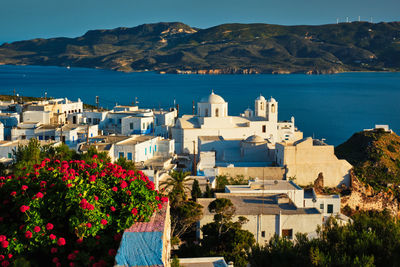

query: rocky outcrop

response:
[341,171,399,217]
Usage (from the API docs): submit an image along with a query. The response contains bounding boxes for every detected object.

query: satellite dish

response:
[312,198,317,203]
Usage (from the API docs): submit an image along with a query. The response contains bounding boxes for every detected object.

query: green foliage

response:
[161,170,192,206]
[202,184,214,198]
[249,211,400,267]
[216,175,247,191]
[170,201,203,239]
[115,157,136,171]
[201,199,254,267]
[171,255,180,267]
[190,179,202,201]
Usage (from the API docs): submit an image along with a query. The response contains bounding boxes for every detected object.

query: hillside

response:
[336,129,400,196]
[1,21,400,74]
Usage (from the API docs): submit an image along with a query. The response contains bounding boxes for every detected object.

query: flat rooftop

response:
[226,180,302,193]
[198,194,320,216]
[117,135,157,145]
[89,135,130,144]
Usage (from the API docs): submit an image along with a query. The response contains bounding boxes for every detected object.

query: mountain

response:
[1,21,400,74]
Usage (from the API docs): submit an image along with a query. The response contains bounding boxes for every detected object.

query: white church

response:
[171,91,303,154]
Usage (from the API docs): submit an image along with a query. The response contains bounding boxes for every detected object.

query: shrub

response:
[0,156,168,266]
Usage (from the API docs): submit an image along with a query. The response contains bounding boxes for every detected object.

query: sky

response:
[1,0,399,43]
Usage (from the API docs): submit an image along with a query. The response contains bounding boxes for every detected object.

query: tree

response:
[201,198,254,267]
[171,201,203,239]
[191,179,202,201]
[160,170,192,206]
[203,184,214,198]
[116,156,136,170]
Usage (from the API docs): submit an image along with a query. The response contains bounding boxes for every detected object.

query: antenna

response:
[346,17,349,23]
[336,18,339,24]
[95,96,99,110]
[358,16,361,22]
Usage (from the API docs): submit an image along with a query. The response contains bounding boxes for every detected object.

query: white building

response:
[172,91,303,154]
[275,138,352,187]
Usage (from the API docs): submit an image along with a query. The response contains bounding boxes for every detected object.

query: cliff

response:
[1,21,400,74]
[335,129,400,216]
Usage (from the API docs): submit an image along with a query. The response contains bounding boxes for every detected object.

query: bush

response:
[387,144,396,153]
[0,156,168,266]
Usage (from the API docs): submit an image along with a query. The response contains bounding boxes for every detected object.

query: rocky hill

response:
[335,129,400,216]
[1,21,400,74]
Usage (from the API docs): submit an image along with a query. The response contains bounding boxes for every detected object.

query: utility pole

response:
[192,100,195,115]
[176,104,179,118]
[60,123,63,144]
[192,140,197,175]
[86,124,90,145]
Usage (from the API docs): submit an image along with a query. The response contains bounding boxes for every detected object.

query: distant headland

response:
[0,21,399,74]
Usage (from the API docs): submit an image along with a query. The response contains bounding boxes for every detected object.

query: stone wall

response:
[216,166,285,180]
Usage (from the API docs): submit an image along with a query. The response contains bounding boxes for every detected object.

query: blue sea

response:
[0,65,399,146]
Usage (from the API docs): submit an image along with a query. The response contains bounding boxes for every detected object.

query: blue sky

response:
[1,0,399,43]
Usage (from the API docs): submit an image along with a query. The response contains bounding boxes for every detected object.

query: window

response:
[154,145,157,152]
[260,102,264,110]
[150,146,152,153]
[118,119,121,124]
[7,153,11,159]
[327,204,334,214]
[142,123,145,129]
[127,152,132,161]
[130,123,133,130]
[262,125,266,133]
[271,104,276,113]
[320,204,324,210]
[282,229,293,239]
[119,152,124,158]
[145,148,147,155]
[205,108,208,117]
[261,231,265,237]
[215,108,219,117]
[88,118,92,123]
[21,135,26,140]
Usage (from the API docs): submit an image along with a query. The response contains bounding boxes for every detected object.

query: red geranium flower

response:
[46,223,54,230]
[36,192,44,199]
[49,234,56,240]
[57,237,66,246]
[33,226,41,233]
[50,247,58,253]
[0,235,6,242]
[100,219,107,225]
[112,186,118,192]
[131,208,138,215]
[25,231,32,239]
[20,205,30,213]
[21,185,28,191]
[108,249,117,257]
[110,206,116,212]
[86,223,92,228]
[1,241,9,248]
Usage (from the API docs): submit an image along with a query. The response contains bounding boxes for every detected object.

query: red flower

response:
[89,175,96,182]
[100,219,107,225]
[158,203,162,210]
[25,231,32,239]
[155,196,160,201]
[7,254,12,259]
[94,195,99,201]
[108,249,117,257]
[49,234,56,240]
[33,226,41,233]
[46,223,54,230]
[92,155,98,159]
[110,206,116,212]
[0,255,4,261]
[0,235,5,242]
[86,223,92,228]
[21,185,28,191]
[120,181,128,189]
[1,261,10,267]
[36,192,44,199]
[1,241,9,248]
[57,237,66,246]
[52,257,59,263]
[67,183,72,188]
[67,253,76,260]
[50,247,58,254]
[10,191,16,196]
[76,238,83,244]
[112,186,118,192]
[131,208,138,215]
[69,263,75,267]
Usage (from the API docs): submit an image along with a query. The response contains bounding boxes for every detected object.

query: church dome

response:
[269,97,277,102]
[256,95,265,101]
[200,91,226,104]
[244,135,265,143]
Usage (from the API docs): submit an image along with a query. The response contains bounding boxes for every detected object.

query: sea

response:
[0,65,399,146]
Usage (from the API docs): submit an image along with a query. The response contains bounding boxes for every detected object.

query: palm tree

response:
[160,170,192,205]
